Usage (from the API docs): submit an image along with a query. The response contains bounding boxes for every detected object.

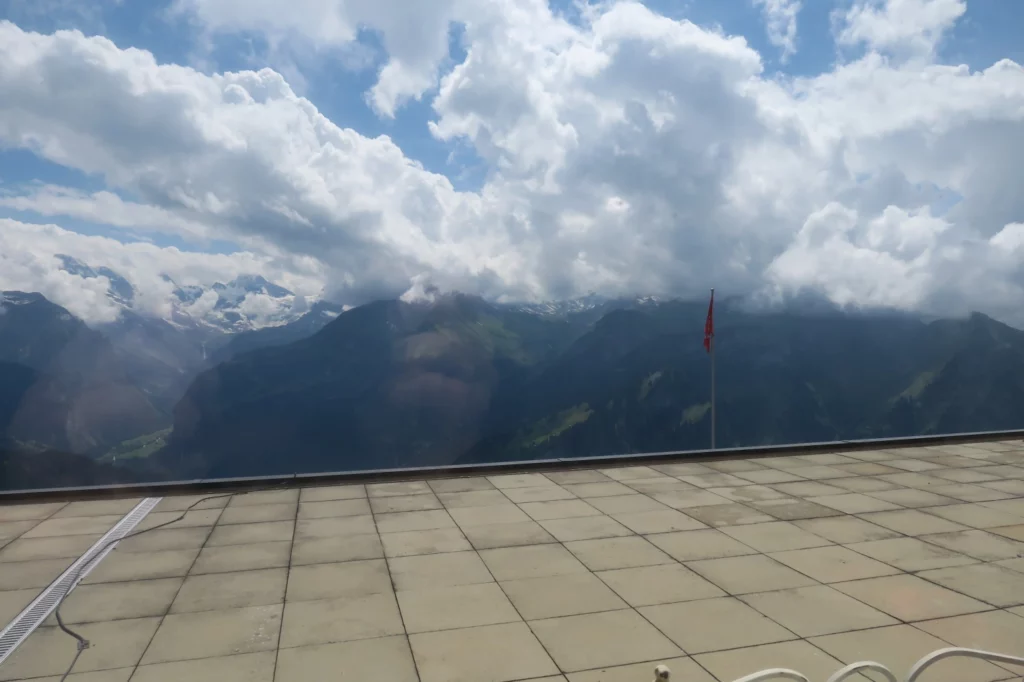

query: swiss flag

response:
[703,290,714,353]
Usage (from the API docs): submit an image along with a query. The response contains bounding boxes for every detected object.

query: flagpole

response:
[710,288,716,450]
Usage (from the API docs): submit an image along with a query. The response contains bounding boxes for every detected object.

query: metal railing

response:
[655,648,1024,682]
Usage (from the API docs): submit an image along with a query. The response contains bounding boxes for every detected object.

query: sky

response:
[0,0,1022,326]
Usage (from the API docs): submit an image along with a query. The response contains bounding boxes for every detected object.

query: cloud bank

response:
[0,0,1022,326]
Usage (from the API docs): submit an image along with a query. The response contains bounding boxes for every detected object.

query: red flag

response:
[703,289,714,353]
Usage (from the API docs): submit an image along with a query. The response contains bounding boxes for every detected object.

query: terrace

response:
[1,438,1023,682]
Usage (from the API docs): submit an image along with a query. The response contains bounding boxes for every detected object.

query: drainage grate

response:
[0,497,162,665]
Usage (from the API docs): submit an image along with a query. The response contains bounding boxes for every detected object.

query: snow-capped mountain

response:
[506,293,664,317]
[54,254,311,334]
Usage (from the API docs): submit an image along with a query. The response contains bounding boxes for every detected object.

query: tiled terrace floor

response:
[1,441,1024,682]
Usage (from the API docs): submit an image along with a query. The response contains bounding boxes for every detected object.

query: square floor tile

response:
[916,610,1024,655]
[697,640,846,682]
[23,515,124,538]
[390,550,493,590]
[295,515,376,540]
[287,559,392,600]
[707,485,790,503]
[647,529,757,561]
[828,477,902,493]
[649,490,732,509]
[597,563,724,606]
[0,502,65,522]
[540,515,633,542]
[290,533,383,565]
[501,485,575,503]
[277,636,418,682]
[858,509,969,536]
[298,498,372,518]
[367,494,439,514]
[835,462,901,476]
[0,618,159,680]
[461,521,557,549]
[566,656,714,682]
[437,490,510,508]
[917,563,1024,607]
[503,571,627,619]
[681,503,774,527]
[771,481,847,497]
[794,516,900,543]
[489,473,555,489]
[280,592,403,647]
[586,494,668,514]
[720,521,832,552]
[520,500,600,521]
[626,478,697,495]
[994,524,1024,541]
[375,510,455,534]
[136,509,222,531]
[563,482,636,498]
[449,504,531,527]
[412,622,558,682]
[933,484,1010,502]
[640,597,795,654]
[769,545,899,583]
[610,509,706,534]
[869,488,956,508]
[879,473,949,490]
[141,605,282,664]
[601,465,665,480]
[131,652,275,682]
[367,481,432,497]
[397,582,520,633]
[218,503,296,525]
[207,521,294,546]
[0,534,97,562]
[0,588,36,624]
[480,544,587,580]
[55,499,142,518]
[172,568,285,612]
[298,485,366,502]
[1,557,76,590]
[82,548,198,584]
[920,529,1024,561]
[116,527,211,553]
[530,609,682,672]
[564,536,674,571]
[546,469,614,484]
[429,476,496,493]
[787,466,850,480]
[740,585,897,636]
[381,527,471,557]
[229,489,299,506]
[687,554,816,594]
[809,493,902,514]
[811,624,1013,682]
[736,468,807,484]
[751,498,843,521]
[190,541,290,574]
[847,537,976,571]
[57,577,182,624]
[925,503,1024,529]
[152,495,231,513]
[833,574,991,621]
[679,473,750,488]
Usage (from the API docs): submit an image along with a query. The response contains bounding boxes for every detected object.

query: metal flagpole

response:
[710,288,715,450]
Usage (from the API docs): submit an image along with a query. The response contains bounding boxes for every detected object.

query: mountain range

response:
[3,277,1024,490]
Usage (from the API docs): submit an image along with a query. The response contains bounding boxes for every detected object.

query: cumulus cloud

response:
[834,0,966,60]
[754,0,801,62]
[0,0,1022,328]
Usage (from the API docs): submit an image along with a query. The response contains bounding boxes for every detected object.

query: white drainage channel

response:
[0,497,162,666]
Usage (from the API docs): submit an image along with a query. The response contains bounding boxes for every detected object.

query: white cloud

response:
[0,0,1022,328]
[835,0,966,60]
[0,218,324,322]
[754,0,801,62]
